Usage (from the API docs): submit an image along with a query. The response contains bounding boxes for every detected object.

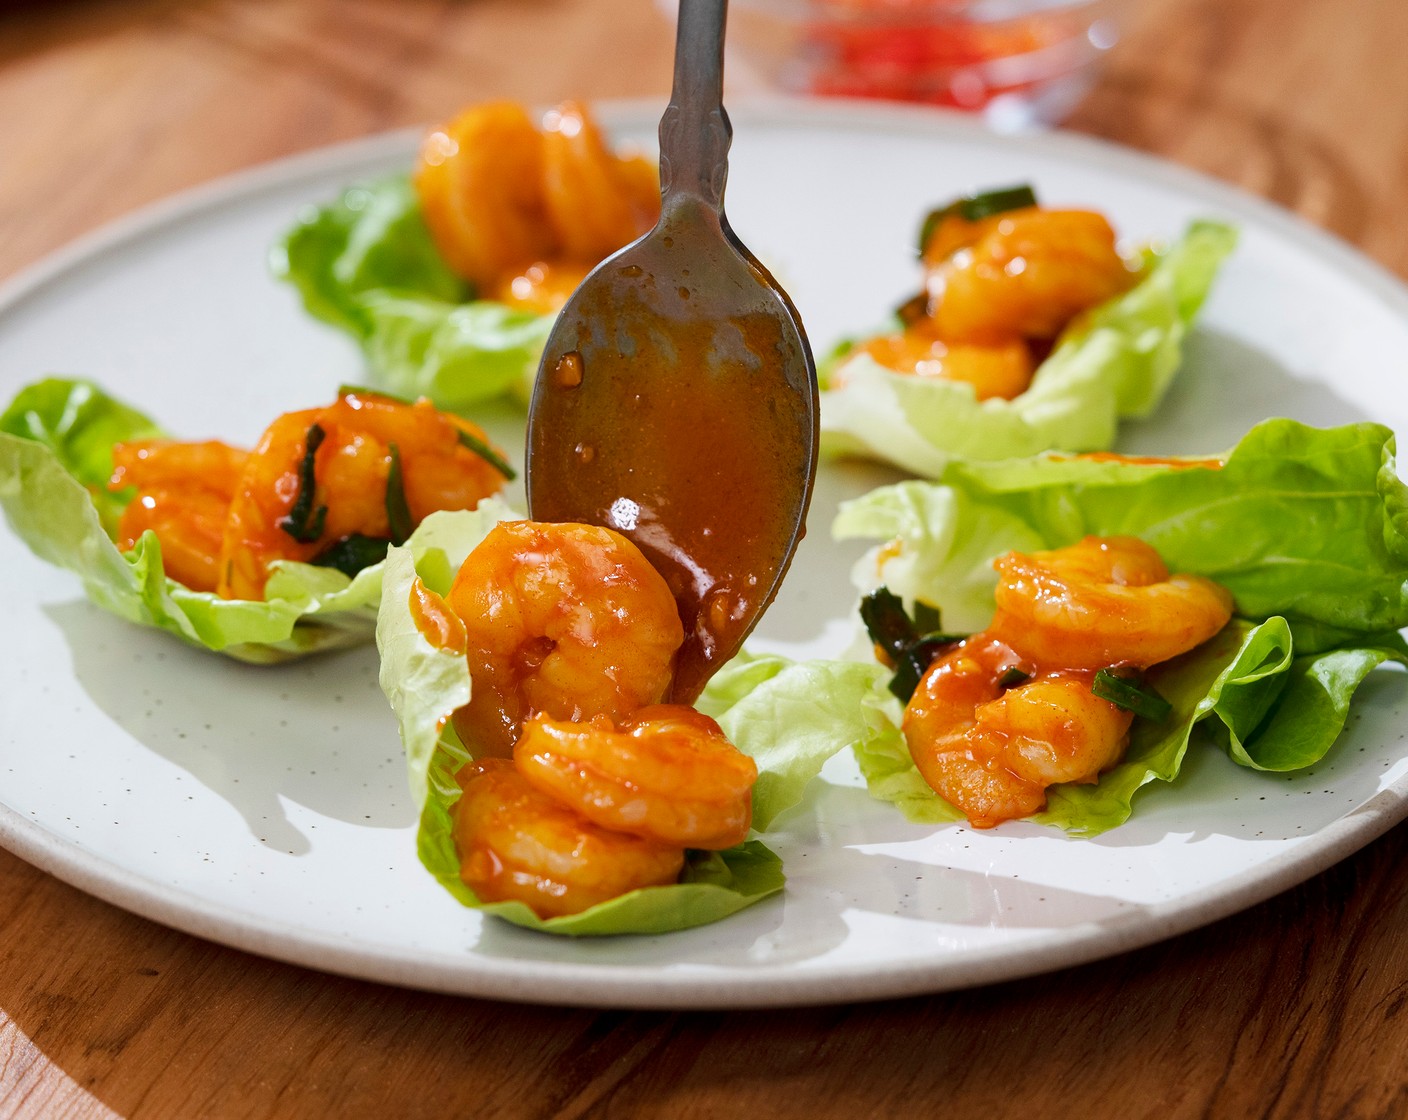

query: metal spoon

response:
[525,0,818,704]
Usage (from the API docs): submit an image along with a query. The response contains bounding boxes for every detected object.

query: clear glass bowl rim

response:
[728,0,1111,25]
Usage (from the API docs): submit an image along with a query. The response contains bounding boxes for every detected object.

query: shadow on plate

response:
[466,782,1144,970]
[754,454,907,651]
[1116,327,1367,455]
[45,599,417,853]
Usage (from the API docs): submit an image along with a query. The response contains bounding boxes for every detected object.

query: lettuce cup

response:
[834,420,1408,833]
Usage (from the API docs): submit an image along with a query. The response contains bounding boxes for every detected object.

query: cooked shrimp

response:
[987,535,1234,670]
[980,672,1133,788]
[218,390,508,600]
[514,705,756,849]
[926,208,1137,343]
[902,635,1132,828]
[484,260,591,315]
[454,759,685,918]
[109,440,248,593]
[109,439,248,493]
[900,536,1232,827]
[446,521,684,757]
[858,327,1034,401]
[902,634,1044,827]
[540,101,658,263]
[414,100,658,293]
[414,100,552,289]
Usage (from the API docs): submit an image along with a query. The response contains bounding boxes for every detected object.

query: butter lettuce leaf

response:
[819,220,1237,475]
[1,378,394,662]
[836,419,1408,832]
[273,176,551,409]
[377,512,887,935]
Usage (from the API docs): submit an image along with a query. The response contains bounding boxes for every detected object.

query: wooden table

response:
[2,1,1406,1115]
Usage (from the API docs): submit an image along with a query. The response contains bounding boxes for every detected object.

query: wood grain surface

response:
[3,0,1408,1116]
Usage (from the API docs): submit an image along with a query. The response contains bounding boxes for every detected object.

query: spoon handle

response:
[659,0,733,212]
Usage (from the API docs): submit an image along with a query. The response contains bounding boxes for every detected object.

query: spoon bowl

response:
[526,0,818,703]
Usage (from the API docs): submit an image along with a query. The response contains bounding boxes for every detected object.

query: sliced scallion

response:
[917,184,1039,256]
[860,588,917,663]
[861,588,967,701]
[457,429,516,481]
[998,666,1032,689]
[912,600,942,636]
[1092,669,1172,722]
[888,635,961,703]
[385,442,413,545]
[310,533,390,577]
[278,423,328,543]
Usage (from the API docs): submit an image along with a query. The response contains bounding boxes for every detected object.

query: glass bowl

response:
[725,0,1127,128]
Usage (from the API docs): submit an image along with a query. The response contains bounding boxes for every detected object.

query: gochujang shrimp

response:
[414,100,551,289]
[926,208,1137,344]
[859,198,1139,401]
[903,635,1133,829]
[515,705,756,849]
[109,390,507,601]
[217,391,508,600]
[414,99,658,309]
[454,759,685,919]
[538,101,659,264]
[987,535,1234,671]
[857,328,1034,402]
[109,440,248,593]
[900,536,1233,828]
[446,521,684,756]
[438,525,767,918]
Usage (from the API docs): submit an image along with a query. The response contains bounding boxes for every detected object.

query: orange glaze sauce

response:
[1071,451,1226,470]
[409,576,468,656]
[529,287,810,704]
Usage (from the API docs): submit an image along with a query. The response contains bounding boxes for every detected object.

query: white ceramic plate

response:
[3,101,1407,1009]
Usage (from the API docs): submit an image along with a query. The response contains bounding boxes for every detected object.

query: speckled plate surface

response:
[2,100,1407,1009]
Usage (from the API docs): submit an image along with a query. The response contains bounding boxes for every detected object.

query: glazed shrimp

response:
[446,521,684,757]
[454,759,685,918]
[414,100,658,295]
[926,208,1138,344]
[414,100,552,289]
[539,101,659,263]
[484,260,592,315]
[901,536,1231,827]
[109,440,248,593]
[218,390,508,600]
[857,327,1035,401]
[515,705,756,849]
[902,636,1133,829]
[987,536,1234,671]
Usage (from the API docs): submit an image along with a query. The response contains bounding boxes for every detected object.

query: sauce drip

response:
[553,352,584,389]
[409,576,468,655]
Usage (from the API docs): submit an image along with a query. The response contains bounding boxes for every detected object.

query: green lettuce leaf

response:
[836,419,1408,832]
[273,176,552,409]
[376,511,887,935]
[818,220,1237,475]
[2,378,395,662]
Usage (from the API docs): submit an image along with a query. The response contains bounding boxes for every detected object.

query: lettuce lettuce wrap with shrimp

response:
[0,378,478,662]
[274,101,660,410]
[274,177,554,410]
[375,507,889,935]
[833,419,1408,834]
[820,219,1237,475]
